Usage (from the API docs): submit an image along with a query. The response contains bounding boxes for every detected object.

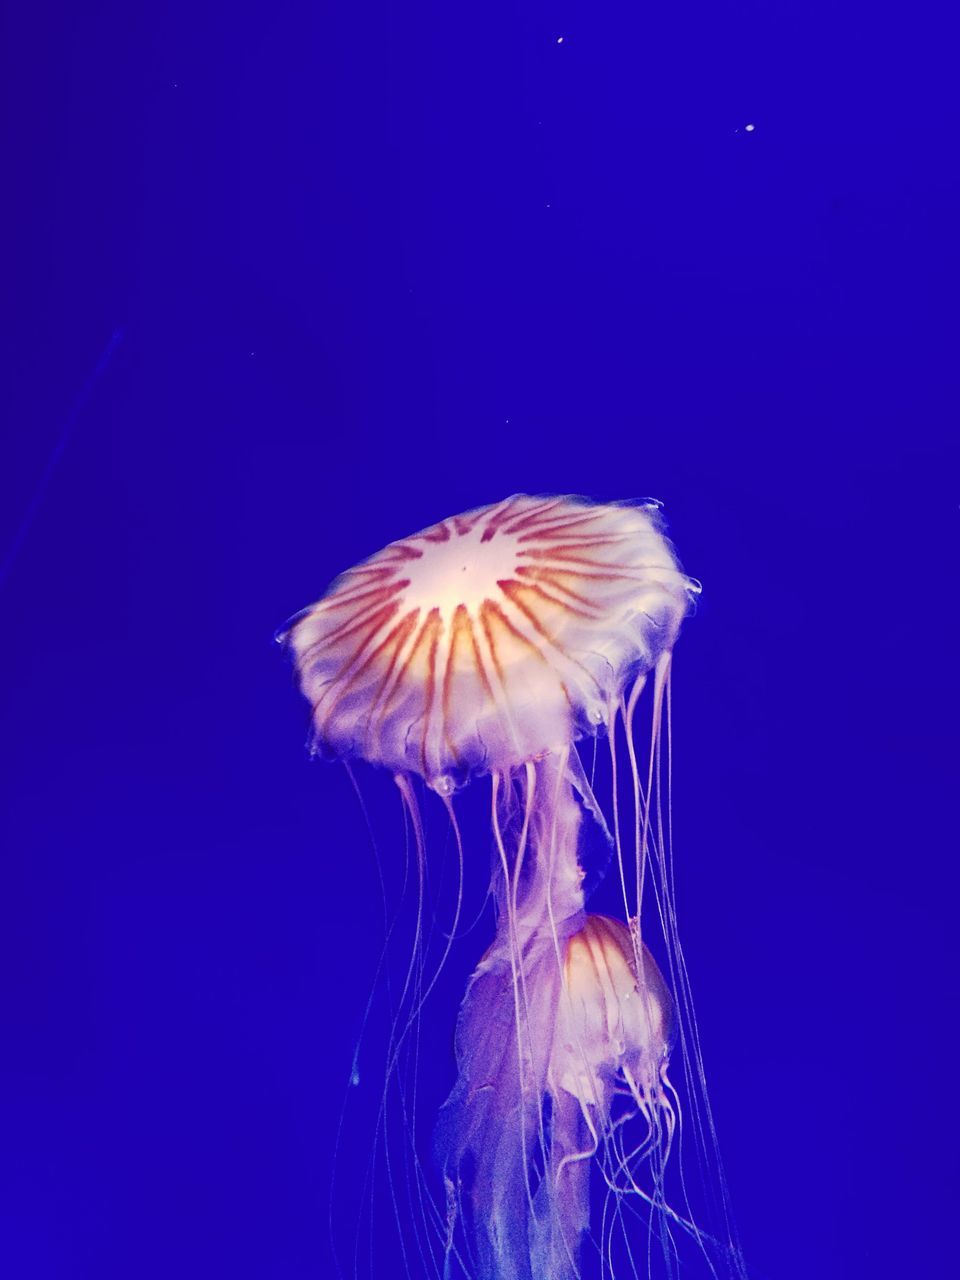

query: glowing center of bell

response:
[403,525,520,618]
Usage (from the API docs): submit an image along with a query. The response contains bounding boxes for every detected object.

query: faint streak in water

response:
[0,328,124,592]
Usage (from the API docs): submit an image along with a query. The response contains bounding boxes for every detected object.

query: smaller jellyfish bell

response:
[550,914,673,1114]
[535,916,675,1277]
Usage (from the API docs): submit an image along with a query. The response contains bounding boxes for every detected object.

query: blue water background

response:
[2,3,957,1277]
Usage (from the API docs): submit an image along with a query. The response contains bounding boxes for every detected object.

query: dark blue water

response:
[2,4,956,1278]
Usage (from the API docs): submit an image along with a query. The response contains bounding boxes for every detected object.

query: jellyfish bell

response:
[279,493,694,788]
[544,915,675,1279]
[280,494,741,1280]
[551,914,673,1112]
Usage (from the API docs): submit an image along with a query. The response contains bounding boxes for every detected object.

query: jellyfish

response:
[280,494,743,1279]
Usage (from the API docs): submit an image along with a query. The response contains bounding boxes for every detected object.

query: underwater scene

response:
[2,4,956,1279]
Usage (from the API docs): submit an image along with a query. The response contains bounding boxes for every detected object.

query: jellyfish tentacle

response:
[490,769,541,1228]
[623,668,649,918]
[388,784,467,1048]
[366,778,461,1280]
[376,774,430,1279]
